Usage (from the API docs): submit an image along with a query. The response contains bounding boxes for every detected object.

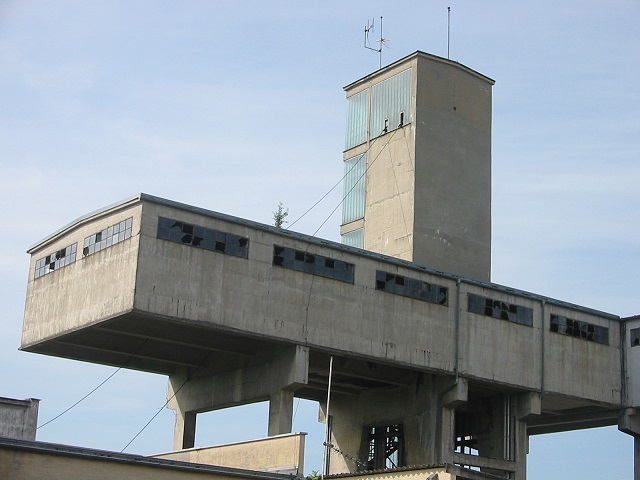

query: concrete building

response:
[340,52,492,283]
[19,52,639,479]
[0,397,39,441]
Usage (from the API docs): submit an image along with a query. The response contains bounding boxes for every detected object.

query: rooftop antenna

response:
[447,7,451,59]
[364,16,388,69]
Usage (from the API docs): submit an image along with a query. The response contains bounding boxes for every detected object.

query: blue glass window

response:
[345,89,369,150]
[341,228,364,249]
[342,154,366,225]
[371,69,411,139]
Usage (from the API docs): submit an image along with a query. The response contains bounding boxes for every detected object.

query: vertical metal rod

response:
[447,7,451,59]
[322,356,334,478]
[379,16,383,69]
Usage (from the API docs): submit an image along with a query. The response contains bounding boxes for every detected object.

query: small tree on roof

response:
[273,202,289,228]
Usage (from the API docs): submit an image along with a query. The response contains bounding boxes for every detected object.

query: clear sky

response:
[1,1,638,478]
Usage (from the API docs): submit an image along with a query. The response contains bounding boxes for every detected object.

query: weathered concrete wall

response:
[413,56,492,283]
[0,397,39,441]
[136,200,622,403]
[544,305,621,405]
[362,124,416,264]
[152,433,305,475]
[459,286,542,390]
[22,202,141,348]
[136,201,458,376]
[624,316,640,408]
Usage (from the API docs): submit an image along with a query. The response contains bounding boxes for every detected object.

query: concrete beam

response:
[441,378,468,408]
[168,345,309,414]
[619,408,640,436]
[168,345,309,450]
[268,390,295,436]
[514,392,541,420]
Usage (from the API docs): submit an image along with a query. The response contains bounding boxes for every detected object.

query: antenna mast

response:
[364,16,387,69]
[447,7,451,59]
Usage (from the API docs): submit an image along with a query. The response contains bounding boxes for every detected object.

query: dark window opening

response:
[550,314,609,345]
[272,245,354,283]
[631,327,640,347]
[468,293,533,326]
[398,111,405,127]
[362,424,404,471]
[454,411,479,456]
[157,217,248,259]
[376,270,448,306]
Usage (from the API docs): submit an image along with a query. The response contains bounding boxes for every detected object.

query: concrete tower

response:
[341,51,494,282]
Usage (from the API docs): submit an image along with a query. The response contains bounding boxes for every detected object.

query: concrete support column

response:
[512,418,528,480]
[173,409,197,450]
[268,389,295,436]
[512,392,541,480]
[619,408,640,480]
[440,378,468,464]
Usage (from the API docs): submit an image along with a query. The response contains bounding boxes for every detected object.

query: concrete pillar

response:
[268,389,294,436]
[618,408,640,480]
[173,409,196,450]
[512,418,528,480]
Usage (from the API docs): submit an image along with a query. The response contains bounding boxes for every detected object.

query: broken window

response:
[83,217,133,257]
[34,243,77,279]
[467,293,533,326]
[272,246,354,283]
[157,217,248,259]
[454,411,479,456]
[376,270,448,306]
[631,327,640,347]
[363,424,404,471]
[550,314,609,345]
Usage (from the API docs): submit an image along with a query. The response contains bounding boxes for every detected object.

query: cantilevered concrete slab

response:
[21,193,638,478]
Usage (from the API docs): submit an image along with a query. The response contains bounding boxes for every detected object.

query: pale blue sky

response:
[1,1,638,478]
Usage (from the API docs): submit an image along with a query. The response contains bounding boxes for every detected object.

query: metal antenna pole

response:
[379,16,383,69]
[447,7,451,59]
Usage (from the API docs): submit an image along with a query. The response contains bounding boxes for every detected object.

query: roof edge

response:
[344,50,495,92]
[27,194,143,253]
